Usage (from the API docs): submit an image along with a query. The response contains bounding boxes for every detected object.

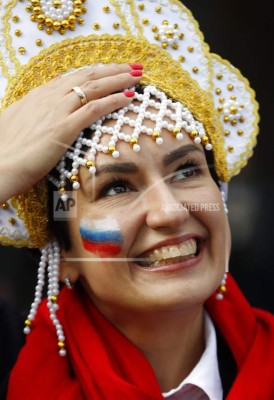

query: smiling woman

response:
[0,1,274,399]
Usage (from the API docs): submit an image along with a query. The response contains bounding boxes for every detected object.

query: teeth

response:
[140,238,198,267]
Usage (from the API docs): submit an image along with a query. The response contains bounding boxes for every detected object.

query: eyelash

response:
[98,159,202,198]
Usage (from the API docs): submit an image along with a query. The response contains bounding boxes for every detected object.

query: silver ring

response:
[71,86,88,106]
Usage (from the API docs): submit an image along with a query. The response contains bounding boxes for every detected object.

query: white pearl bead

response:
[112,151,120,158]
[133,144,141,152]
[73,182,80,189]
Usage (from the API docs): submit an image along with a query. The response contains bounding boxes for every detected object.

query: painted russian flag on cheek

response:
[79,218,123,257]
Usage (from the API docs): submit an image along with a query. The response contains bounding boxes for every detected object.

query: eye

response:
[171,160,201,183]
[100,177,132,197]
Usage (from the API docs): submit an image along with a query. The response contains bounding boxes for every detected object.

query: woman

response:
[1,1,274,399]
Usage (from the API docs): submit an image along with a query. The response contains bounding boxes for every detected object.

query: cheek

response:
[79,217,124,257]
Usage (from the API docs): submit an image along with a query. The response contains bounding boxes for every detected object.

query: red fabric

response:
[7,275,274,399]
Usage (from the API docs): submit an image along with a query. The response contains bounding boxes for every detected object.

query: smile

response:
[137,238,201,269]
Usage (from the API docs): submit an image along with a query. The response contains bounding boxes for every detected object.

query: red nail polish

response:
[123,90,135,98]
[129,63,143,70]
[129,70,142,77]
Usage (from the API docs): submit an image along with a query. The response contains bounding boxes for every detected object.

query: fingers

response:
[67,71,142,111]
[61,91,136,143]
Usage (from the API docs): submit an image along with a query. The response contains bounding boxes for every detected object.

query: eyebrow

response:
[94,144,202,177]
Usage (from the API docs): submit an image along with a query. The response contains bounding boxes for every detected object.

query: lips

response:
[136,238,201,268]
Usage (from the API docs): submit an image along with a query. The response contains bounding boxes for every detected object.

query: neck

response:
[96,303,205,392]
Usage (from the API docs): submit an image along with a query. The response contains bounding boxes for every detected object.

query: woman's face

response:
[63,117,231,316]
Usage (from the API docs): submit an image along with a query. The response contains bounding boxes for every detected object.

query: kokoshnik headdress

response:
[0,0,259,250]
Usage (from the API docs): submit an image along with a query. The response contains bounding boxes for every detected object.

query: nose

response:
[140,179,190,231]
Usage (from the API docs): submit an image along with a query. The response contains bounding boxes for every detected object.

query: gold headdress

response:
[0,0,259,248]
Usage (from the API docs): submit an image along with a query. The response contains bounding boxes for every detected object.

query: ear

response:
[59,252,80,285]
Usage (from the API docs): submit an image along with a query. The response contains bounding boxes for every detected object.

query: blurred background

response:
[0,0,273,315]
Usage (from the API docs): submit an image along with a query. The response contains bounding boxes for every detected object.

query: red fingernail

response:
[129,70,142,77]
[123,90,135,98]
[129,63,143,70]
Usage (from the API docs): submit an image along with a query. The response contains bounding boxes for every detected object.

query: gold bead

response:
[154,34,160,40]
[15,29,22,36]
[151,25,158,33]
[161,42,168,49]
[31,0,39,5]
[70,175,79,182]
[108,146,116,154]
[237,130,244,136]
[228,146,234,152]
[178,33,184,40]
[224,130,230,136]
[103,5,110,13]
[74,7,82,17]
[220,285,227,293]
[37,14,45,23]
[18,47,26,55]
[30,14,36,22]
[12,15,19,22]
[45,17,53,26]
[152,131,160,140]
[173,127,180,136]
[138,4,145,10]
[231,119,237,126]
[53,0,61,8]
[230,95,236,100]
[9,217,16,225]
[178,55,185,62]
[36,38,43,46]
[74,0,82,6]
[46,27,53,34]
[215,88,221,95]
[219,97,225,103]
[26,5,33,12]
[68,24,75,31]
[223,116,229,122]
[25,319,32,327]
[68,15,76,24]
[162,20,169,26]
[81,6,87,14]
[201,136,209,145]
[33,6,41,15]
[113,22,120,29]
[61,19,69,28]
[187,46,194,52]
[190,129,198,138]
[217,106,223,112]
[78,18,84,25]
[92,23,100,30]
[216,73,223,80]
[142,18,149,25]
[192,66,199,73]
[227,84,234,91]
[130,138,138,146]
[155,6,162,13]
[229,106,238,115]
[51,295,58,303]
[1,202,9,209]
[172,43,178,50]
[165,29,174,38]
[58,341,65,349]
[53,21,61,31]
[59,187,66,193]
[173,23,179,29]
[86,160,93,168]
[239,116,245,123]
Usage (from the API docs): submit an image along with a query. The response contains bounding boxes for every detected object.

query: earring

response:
[64,276,74,289]
[215,272,228,300]
[221,190,229,215]
[24,240,67,356]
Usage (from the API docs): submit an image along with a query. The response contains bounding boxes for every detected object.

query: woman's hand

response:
[0,63,142,203]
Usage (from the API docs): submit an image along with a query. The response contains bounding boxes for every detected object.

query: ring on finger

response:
[71,86,88,106]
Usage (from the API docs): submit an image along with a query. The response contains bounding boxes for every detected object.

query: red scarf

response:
[7,275,274,399]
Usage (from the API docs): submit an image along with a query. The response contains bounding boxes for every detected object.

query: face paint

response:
[79,217,123,256]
